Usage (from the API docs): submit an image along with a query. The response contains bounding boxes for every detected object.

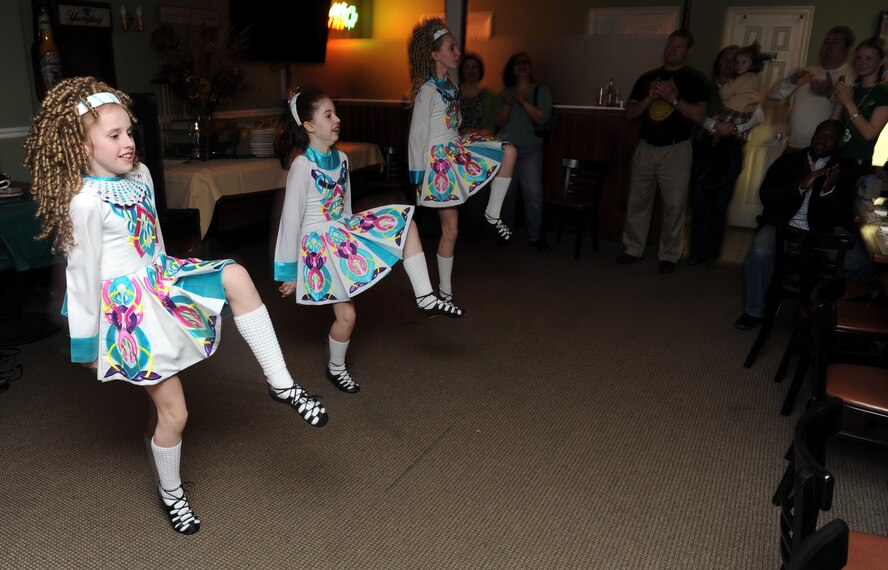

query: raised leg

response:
[222,264,328,426]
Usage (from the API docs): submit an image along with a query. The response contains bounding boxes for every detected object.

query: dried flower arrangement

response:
[152,23,248,117]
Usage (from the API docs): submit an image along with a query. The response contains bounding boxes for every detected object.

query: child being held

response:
[703,42,764,139]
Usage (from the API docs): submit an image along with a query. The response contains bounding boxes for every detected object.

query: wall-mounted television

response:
[229,0,329,63]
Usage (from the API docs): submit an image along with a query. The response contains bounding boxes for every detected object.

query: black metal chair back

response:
[774,397,844,568]
[544,158,607,259]
[561,158,607,204]
[381,145,409,182]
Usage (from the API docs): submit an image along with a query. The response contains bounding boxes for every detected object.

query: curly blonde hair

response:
[23,77,136,254]
[407,18,451,103]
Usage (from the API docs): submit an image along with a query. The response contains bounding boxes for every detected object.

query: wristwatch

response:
[671,97,679,108]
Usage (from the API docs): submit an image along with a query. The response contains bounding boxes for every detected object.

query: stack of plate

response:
[0,185,24,204]
[250,128,277,158]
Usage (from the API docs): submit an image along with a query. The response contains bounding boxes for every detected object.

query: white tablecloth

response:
[856,197,888,264]
[163,142,383,238]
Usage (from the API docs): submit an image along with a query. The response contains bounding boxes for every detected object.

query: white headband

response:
[432,28,450,42]
[289,92,302,126]
[76,92,122,116]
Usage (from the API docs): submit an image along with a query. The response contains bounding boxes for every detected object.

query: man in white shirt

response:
[769,26,856,152]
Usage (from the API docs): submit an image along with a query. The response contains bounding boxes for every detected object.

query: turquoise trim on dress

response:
[274,261,298,282]
[362,240,399,266]
[470,145,504,163]
[61,292,68,317]
[177,271,227,301]
[428,76,453,91]
[83,174,124,182]
[409,170,423,184]
[305,145,342,170]
[71,335,98,363]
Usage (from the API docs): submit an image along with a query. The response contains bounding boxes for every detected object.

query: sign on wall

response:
[57,3,111,27]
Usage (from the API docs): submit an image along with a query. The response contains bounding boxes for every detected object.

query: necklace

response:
[842,83,876,143]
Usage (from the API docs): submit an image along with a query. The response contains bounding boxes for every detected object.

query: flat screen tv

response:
[229,0,329,63]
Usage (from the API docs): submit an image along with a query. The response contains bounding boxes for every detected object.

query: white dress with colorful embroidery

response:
[65,164,233,385]
[408,76,505,207]
[274,146,414,305]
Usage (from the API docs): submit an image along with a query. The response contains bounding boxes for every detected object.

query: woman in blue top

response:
[495,52,554,251]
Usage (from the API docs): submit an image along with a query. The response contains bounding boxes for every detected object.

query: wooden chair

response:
[743,225,804,368]
[779,278,888,416]
[543,158,607,259]
[774,397,888,569]
[787,519,850,570]
[744,228,855,371]
[805,300,888,445]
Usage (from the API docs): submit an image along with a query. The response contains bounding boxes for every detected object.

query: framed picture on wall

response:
[879,11,888,43]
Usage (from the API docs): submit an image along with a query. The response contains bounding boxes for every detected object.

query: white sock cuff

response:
[151,439,182,491]
[233,303,269,327]
[328,335,350,367]
[436,254,453,296]
[403,253,434,298]
[233,304,293,389]
[486,177,511,219]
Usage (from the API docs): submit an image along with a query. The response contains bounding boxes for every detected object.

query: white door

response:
[723,7,814,228]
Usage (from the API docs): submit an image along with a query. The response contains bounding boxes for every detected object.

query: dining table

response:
[0,189,63,346]
[163,141,384,238]
[856,196,888,265]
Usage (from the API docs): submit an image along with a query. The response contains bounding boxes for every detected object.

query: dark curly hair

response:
[458,52,485,84]
[274,87,329,169]
[502,52,532,88]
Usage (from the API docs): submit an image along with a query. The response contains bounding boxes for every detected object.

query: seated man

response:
[734,119,872,330]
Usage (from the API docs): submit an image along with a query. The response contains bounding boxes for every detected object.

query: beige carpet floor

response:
[1,225,885,569]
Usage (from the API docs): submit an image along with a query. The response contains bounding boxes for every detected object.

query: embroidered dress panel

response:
[65,164,233,384]
[408,77,506,207]
[274,147,415,305]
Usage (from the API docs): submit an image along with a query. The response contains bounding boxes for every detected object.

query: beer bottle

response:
[37,6,62,94]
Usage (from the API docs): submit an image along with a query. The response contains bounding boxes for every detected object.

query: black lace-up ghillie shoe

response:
[268,384,328,426]
[416,294,465,319]
[158,486,201,536]
[484,214,512,241]
[326,366,360,393]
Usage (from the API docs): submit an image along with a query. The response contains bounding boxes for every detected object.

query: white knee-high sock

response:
[328,335,349,372]
[403,253,434,296]
[151,439,183,501]
[485,177,512,220]
[404,253,436,309]
[233,304,292,390]
[436,254,454,299]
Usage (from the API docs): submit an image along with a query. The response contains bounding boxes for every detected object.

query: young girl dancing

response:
[24,77,327,536]
[407,18,517,304]
[274,88,464,394]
